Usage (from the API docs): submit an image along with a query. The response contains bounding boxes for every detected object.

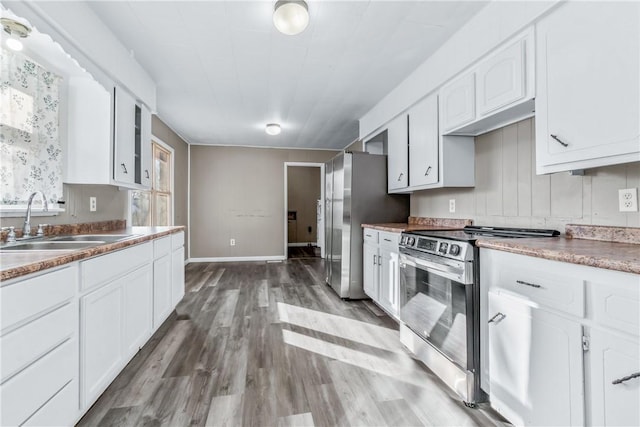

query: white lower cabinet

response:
[172,246,185,307]
[488,291,584,426]
[81,280,124,407]
[153,254,172,328]
[362,228,400,319]
[124,265,153,357]
[481,248,640,427]
[589,328,640,427]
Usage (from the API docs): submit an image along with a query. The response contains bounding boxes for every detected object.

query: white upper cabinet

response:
[387,114,409,191]
[141,106,152,188]
[536,1,640,174]
[440,28,534,136]
[409,94,439,187]
[440,72,476,133]
[114,87,136,184]
[476,39,525,117]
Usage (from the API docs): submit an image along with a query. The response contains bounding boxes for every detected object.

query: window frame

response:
[128,135,174,226]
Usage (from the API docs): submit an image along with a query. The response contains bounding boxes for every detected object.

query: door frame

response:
[283,162,325,259]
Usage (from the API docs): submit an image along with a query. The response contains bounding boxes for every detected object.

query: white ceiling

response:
[87,1,488,150]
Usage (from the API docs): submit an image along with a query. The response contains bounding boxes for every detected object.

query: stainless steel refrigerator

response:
[324,152,409,299]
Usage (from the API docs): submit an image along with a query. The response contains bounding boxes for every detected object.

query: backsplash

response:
[411,118,640,233]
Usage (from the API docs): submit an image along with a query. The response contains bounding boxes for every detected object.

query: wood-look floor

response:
[78,259,506,427]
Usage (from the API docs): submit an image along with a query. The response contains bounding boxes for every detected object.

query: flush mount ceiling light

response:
[273,0,309,36]
[265,123,282,135]
[1,17,31,51]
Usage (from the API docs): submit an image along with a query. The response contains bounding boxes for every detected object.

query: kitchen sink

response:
[49,234,139,243]
[0,241,105,251]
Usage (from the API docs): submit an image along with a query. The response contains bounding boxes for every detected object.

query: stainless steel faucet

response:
[23,191,48,236]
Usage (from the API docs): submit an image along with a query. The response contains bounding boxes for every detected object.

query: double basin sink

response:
[0,234,140,252]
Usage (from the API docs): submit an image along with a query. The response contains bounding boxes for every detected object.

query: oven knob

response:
[449,244,461,256]
[408,237,416,246]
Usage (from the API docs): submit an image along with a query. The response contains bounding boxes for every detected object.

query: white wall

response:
[359,1,559,139]
[411,119,640,232]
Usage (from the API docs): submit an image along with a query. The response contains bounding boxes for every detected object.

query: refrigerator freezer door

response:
[330,153,345,296]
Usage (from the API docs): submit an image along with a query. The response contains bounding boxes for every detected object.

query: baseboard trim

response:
[287,242,318,247]
[188,256,286,263]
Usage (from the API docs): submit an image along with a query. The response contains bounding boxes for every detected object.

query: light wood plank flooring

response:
[78,259,506,427]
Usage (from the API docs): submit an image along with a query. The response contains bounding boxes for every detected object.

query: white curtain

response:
[0,48,63,205]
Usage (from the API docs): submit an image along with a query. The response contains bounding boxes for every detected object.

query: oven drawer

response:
[363,228,379,244]
[484,250,585,318]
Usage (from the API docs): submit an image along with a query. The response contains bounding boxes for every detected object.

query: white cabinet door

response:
[409,94,439,187]
[590,328,640,427]
[536,2,640,173]
[141,105,152,188]
[171,247,185,307]
[123,266,153,357]
[378,247,399,318]
[477,39,525,117]
[440,72,475,132]
[153,254,172,328]
[81,280,123,408]
[488,291,584,426]
[363,243,379,300]
[113,87,136,184]
[387,114,409,191]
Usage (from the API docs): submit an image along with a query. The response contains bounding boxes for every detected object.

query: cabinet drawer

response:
[81,242,152,291]
[1,302,75,382]
[589,272,639,336]
[1,266,76,332]
[171,231,184,250]
[379,231,400,250]
[363,228,379,244]
[23,379,78,427]
[1,339,76,427]
[154,236,171,258]
[495,261,585,318]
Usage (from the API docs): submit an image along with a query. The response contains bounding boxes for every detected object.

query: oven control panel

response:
[400,234,471,261]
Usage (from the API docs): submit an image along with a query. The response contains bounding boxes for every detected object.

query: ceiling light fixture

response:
[273,0,309,36]
[265,123,282,135]
[1,17,31,52]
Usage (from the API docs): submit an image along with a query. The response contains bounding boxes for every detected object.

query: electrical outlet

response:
[618,188,638,212]
[449,199,456,213]
[89,197,97,212]
[230,238,236,246]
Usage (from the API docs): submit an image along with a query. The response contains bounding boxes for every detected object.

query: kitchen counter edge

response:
[476,237,640,275]
[0,226,185,282]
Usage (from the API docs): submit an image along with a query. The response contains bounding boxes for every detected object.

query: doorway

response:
[284,162,325,259]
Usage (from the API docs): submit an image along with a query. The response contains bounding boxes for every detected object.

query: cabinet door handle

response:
[550,134,569,147]
[516,280,542,289]
[488,312,506,324]
[373,254,376,266]
[145,169,150,179]
[121,163,128,174]
[378,255,382,266]
[383,238,392,242]
[612,372,640,385]
[397,172,404,181]
[425,166,432,176]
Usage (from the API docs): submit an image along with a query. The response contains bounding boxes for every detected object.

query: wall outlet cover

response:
[449,199,456,213]
[230,238,236,246]
[89,196,97,212]
[618,188,638,212]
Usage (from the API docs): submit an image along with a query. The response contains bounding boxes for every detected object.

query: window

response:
[131,140,173,226]
[0,48,63,209]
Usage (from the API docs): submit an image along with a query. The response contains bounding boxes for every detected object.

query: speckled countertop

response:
[476,224,640,275]
[1,225,185,282]
[362,217,472,233]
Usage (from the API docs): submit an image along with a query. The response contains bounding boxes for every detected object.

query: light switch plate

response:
[618,188,638,212]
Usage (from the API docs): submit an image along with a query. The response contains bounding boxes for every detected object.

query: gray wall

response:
[152,115,189,254]
[0,184,128,229]
[287,166,321,244]
[190,146,337,258]
[411,118,640,231]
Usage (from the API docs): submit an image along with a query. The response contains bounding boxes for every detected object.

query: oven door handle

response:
[400,256,471,284]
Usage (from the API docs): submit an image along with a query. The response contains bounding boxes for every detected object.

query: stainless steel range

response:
[398,226,559,406]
